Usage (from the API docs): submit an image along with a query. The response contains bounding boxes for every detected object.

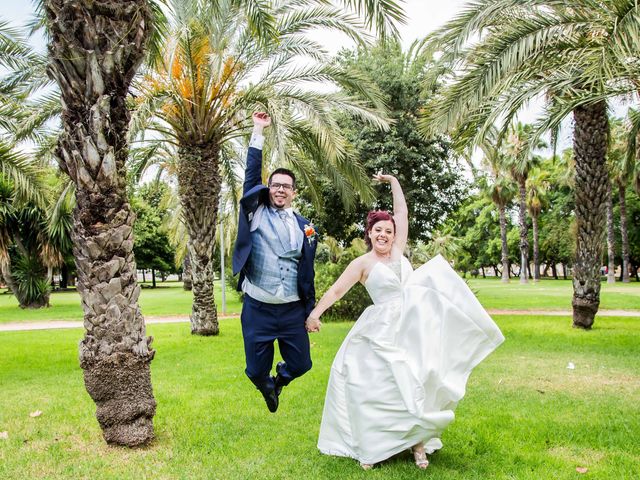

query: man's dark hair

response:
[268,168,296,190]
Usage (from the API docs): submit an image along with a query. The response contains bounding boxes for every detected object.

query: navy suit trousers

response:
[241,295,312,393]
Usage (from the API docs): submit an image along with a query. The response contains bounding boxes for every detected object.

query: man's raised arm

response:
[242,112,271,195]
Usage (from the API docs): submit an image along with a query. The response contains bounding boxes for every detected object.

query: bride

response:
[305,173,505,470]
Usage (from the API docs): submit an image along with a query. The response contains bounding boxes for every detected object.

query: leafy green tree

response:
[538,180,575,279]
[437,193,506,278]
[132,183,175,288]
[623,190,640,280]
[298,40,467,244]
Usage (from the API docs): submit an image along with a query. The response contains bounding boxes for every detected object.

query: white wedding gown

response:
[317,254,505,464]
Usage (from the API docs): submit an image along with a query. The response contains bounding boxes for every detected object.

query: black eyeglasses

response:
[269,182,294,191]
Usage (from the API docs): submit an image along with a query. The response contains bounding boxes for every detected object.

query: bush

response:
[314,239,371,321]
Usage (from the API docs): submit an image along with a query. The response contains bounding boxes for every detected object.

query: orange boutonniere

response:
[304,224,317,245]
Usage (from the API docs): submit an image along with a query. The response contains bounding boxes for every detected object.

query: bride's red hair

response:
[364,211,395,250]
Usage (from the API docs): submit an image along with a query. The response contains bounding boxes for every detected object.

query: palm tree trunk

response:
[183,250,193,291]
[531,213,540,282]
[498,203,510,282]
[571,100,609,329]
[617,180,630,283]
[605,181,616,283]
[0,263,17,295]
[45,0,156,446]
[517,178,529,284]
[177,144,221,336]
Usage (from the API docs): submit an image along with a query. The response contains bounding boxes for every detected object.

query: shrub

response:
[314,239,371,321]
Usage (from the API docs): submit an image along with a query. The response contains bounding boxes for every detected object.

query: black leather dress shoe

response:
[274,362,286,396]
[261,388,279,413]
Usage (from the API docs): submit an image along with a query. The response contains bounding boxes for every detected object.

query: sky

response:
[2,0,470,51]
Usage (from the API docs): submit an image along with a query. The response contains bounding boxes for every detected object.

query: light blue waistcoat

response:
[245,207,303,298]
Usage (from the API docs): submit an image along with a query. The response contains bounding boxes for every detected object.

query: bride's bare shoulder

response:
[355,253,379,283]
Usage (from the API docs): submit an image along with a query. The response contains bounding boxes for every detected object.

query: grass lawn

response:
[468,277,640,311]
[1,315,639,479]
[2,277,638,325]
[0,281,242,324]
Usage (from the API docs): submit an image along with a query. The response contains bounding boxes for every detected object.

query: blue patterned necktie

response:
[277,209,294,249]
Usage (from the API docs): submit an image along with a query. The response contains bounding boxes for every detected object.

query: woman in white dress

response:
[305,173,505,470]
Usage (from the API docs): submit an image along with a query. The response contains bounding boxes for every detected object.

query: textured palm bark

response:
[605,181,616,283]
[571,101,609,329]
[498,204,510,282]
[182,251,193,291]
[531,213,540,281]
[177,144,221,336]
[617,180,630,283]
[45,0,156,445]
[516,178,529,284]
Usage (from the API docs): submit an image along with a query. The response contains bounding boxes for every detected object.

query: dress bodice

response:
[364,256,413,305]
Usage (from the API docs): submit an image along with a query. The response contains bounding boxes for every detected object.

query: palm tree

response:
[604,178,617,283]
[42,0,157,447]
[478,131,516,283]
[421,228,461,262]
[421,0,640,328]
[608,118,633,282]
[131,0,392,336]
[0,166,73,308]
[503,122,545,283]
[526,166,550,282]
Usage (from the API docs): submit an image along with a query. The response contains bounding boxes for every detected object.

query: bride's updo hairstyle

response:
[364,210,396,251]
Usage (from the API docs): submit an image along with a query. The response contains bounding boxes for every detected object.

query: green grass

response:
[468,277,640,311]
[1,316,639,479]
[0,281,242,323]
[2,277,638,325]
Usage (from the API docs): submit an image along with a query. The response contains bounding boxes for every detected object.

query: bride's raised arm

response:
[373,173,408,253]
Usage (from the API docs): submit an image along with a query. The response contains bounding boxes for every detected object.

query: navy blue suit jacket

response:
[232,146,317,317]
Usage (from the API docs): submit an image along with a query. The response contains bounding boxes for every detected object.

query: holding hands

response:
[306,315,321,333]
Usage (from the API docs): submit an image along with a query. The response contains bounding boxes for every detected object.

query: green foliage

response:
[131,183,175,278]
[0,171,64,308]
[297,40,468,243]
[9,252,50,308]
[437,194,506,274]
[314,238,371,321]
[615,188,640,276]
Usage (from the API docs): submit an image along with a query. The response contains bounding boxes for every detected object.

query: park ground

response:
[0,279,639,479]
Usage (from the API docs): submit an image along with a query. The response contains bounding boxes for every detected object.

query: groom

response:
[232,112,320,413]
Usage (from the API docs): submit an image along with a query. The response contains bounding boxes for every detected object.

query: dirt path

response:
[1,309,639,332]
[0,314,239,332]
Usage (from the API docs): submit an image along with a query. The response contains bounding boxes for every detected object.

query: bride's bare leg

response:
[412,442,429,469]
[360,462,374,470]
